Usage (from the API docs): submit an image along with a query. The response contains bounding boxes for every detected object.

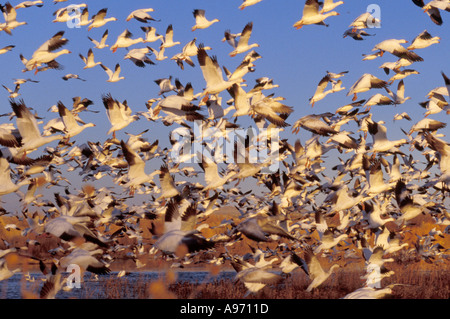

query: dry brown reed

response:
[74,262,449,299]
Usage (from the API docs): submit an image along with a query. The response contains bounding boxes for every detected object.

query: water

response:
[0,271,237,299]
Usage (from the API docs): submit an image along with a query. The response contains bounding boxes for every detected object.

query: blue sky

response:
[1,0,449,210]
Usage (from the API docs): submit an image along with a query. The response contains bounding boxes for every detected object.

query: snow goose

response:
[362,200,395,229]
[141,26,163,43]
[102,93,139,138]
[239,0,264,10]
[407,30,440,50]
[0,151,33,195]
[302,245,341,292]
[326,183,370,213]
[363,93,394,110]
[154,94,204,123]
[43,215,108,248]
[126,8,158,23]
[293,0,340,29]
[88,8,117,31]
[52,4,86,23]
[410,118,447,135]
[223,60,255,84]
[0,2,27,35]
[100,63,124,82]
[198,154,235,192]
[231,255,283,297]
[62,74,85,81]
[309,75,335,107]
[223,29,241,48]
[119,140,159,195]
[233,213,296,242]
[388,69,419,84]
[197,45,244,102]
[320,0,344,13]
[38,262,66,299]
[314,229,348,254]
[0,256,20,281]
[362,51,382,61]
[372,39,423,62]
[412,0,445,25]
[192,9,219,31]
[367,120,407,154]
[342,285,395,299]
[111,29,144,53]
[171,38,211,69]
[249,93,292,127]
[79,48,101,69]
[326,131,359,149]
[24,30,71,74]
[423,133,450,186]
[2,83,21,98]
[0,123,20,148]
[160,24,180,48]
[124,47,155,67]
[181,38,212,59]
[363,157,396,196]
[14,1,43,9]
[59,246,110,275]
[88,29,109,49]
[149,45,167,61]
[226,83,251,117]
[57,101,95,139]
[152,200,215,256]
[347,73,388,101]
[292,113,338,135]
[349,11,381,30]
[0,45,14,55]
[228,22,259,57]
[421,95,449,117]
[11,99,63,156]
[158,164,181,199]
[423,0,450,12]
[379,59,412,75]
[343,28,374,40]
[385,80,410,105]
[155,76,177,96]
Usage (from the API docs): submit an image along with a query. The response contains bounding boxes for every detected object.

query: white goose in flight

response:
[320,0,344,13]
[152,200,215,256]
[100,63,124,82]
[79,48,101,69]
[87,8,117,31]
[160,24,180,48]
[407,30,440,50]
[10,99,63,156]
[24,30,71,74]
[110,29,144,53]
[0,151,33,196]
[293,0,340,30]
[126,8,158,23]
[88,29,109,49]
[56,101,95,139]
[372,39,423,62]
[347,73,388,101]
[0,2,27,35]
[238,0,264,10]
[227,22,259,57]
[302,245,341,292]
[197,45,244,102]
[367,120,407,154]
[119,140,160,195]
[102,93,139,138]
[192,9,219,31]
